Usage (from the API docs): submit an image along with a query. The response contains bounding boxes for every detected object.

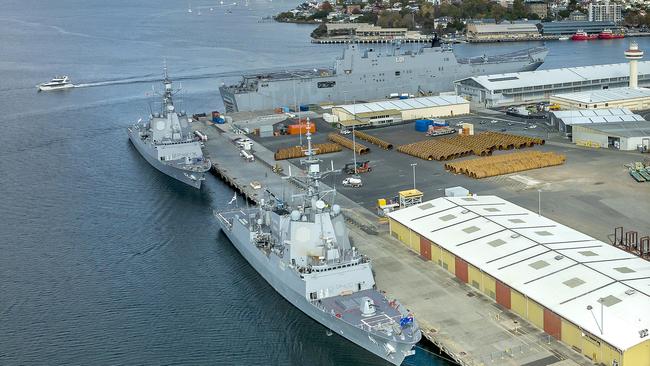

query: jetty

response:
[193,119,597,366]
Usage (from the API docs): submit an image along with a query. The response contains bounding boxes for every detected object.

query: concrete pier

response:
[193,119,597,366]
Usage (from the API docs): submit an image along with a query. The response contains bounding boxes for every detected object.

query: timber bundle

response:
[274,143,342,160]
[352,131,393,150]
[445,151,566,179]
[328,133,370,154]
[397,132,545,161]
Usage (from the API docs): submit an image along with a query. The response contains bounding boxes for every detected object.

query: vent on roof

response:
[554,255,564,260]
[614,267,636,274]
[440,214,456,222]
[578,250,598,257]
[510,233,520,239]
[484,207,501,213]
[488,76,519,82]
[509,218,525,224]
[462,226,480,234]
[462,197,477,201]
[598,295,622,307]
[536,230,553,236]
[563,277,585,288]
[418,203,434,210]
[461,209,470,214]
[529,260,549,270]
[488,239,506,248]
[625,289,637,296]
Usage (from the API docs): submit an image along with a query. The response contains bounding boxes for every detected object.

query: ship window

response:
[310,292,317,300]
[395,71,401,76]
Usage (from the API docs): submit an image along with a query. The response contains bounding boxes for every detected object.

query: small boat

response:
[37,76,74,92]
[571,30,598,41]
[598,28,624,39]
[558,36,570,41]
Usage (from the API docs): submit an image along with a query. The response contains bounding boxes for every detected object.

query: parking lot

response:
[249,112,650,242]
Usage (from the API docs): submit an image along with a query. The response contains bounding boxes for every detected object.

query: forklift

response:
[344,161,372,174]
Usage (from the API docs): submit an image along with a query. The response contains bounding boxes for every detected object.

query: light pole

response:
[538,189,542,217]
[411,163,417,190]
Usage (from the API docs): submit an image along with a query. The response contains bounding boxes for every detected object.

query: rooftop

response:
[551,108,647,125]
[333,96,468,115]
[573,121,650,138]
[388,195,650,351]
[455,62,650,91]
[552,87,650,104]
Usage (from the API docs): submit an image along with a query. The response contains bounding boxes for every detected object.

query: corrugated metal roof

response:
[575,121,650,137]
[388,195,650,351]
[551,108,647,126]
[553,87,650,104]
[455,62,650,91]
[334,96,468,114]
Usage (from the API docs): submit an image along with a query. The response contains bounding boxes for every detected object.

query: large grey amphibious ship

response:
[220,36,548,112]
[214,126,421,365]
[128,69,211,189]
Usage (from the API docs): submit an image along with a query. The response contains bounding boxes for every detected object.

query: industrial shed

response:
[331,96,469,128]
[388,195,650,366]
[550,87,650,111]
[572,122,650,150]
[454,62,650,108]
[549,108,645,134]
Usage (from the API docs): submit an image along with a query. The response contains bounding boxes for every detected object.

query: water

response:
[0,1,646,364]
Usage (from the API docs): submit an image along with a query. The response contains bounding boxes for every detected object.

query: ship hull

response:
[221,50,547,112]
[217,220,417,365]
[128,130,205,189]
[37,84,74,92]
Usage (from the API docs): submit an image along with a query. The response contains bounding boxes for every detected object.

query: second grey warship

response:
[220,36,548,112]
[128,69,211,189]
[214,124,421,365]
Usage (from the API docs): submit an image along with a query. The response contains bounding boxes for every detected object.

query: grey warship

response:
[214,125,421,365]
[220,36,548,112]
[128,68,211,189]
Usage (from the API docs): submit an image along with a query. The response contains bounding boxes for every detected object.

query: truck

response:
[342,177,362,187]
[344,161,371,174]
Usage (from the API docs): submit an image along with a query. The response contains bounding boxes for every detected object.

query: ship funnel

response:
[625,41,644,89]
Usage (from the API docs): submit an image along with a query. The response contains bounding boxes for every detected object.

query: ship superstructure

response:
[220,36,548,112]
[214,124,421,364]
[128,67,211,188]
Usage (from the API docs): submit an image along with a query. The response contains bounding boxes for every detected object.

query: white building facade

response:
[588,0,622,24]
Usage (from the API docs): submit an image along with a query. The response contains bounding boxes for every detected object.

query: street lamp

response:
[538,189,542,217]
[410,163,417,190]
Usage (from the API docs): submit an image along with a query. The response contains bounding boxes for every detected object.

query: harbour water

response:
[1,0,648,364]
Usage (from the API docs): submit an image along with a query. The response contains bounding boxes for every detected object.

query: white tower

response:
[625,42,644,89]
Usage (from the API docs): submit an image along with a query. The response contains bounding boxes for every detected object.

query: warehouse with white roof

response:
[331,95,469,128]
[550,87,650,111]
[388,195,650,365]
[453,62,650,107]
[549,108,645,134]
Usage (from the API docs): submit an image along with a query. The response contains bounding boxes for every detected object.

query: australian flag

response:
[399,315,414,328]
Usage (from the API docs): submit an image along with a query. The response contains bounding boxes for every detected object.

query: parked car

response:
[342,177,362,188]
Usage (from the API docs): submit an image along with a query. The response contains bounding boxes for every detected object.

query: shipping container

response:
[287,123,316,135]
[414,119,433,132]
[212,117,225,124]
[299,104,309,111]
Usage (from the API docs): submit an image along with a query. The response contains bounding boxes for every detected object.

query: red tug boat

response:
[598,28,625,39]
[571,30,598,41]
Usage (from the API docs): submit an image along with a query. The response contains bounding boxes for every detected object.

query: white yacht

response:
[37,76,74,92]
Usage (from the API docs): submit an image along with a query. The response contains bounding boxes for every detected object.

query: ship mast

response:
[297,119,337,210]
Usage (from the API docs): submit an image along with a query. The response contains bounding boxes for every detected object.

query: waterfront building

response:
[550,87,650,111]
[588,0,623,24]
[538,20,617,35]
[388,195,650,366]
[453,62,650,108]
[570,10,588,21]
[549,108,644,134]
[323,23,409,39]
[331,95,469,128]
[466,22,541,41]
[525,0,548,19]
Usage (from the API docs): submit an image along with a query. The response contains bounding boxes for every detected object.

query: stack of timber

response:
[352,131,393,150]
[328,133,370,154]
[445,151,566,178]
[397,132,545,161]
[274,143,342,160]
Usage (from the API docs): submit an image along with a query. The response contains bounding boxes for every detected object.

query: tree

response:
[491,5,506,22]
[321,1,333,11]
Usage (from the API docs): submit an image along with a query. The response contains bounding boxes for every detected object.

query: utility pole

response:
[538,189,542,217]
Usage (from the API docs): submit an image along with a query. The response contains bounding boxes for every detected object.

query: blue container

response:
[433,120,447,127]
[415,119,432,132]
[299,104,309,111]
[281,106,291,113]
[212,117,225,124]
[399,95,408,99]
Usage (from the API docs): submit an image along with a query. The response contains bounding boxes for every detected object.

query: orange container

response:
[287,123,316,135]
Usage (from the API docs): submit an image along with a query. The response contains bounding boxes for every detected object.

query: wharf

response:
[193,120,596,366]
